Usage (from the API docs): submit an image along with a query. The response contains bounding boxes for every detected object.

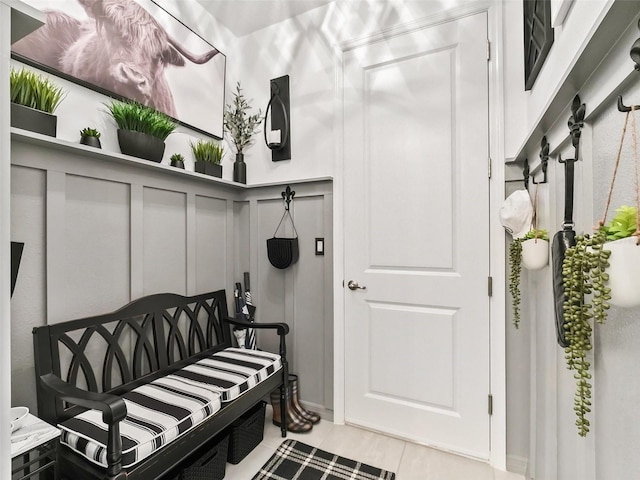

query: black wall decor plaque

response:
[523,0,554,91]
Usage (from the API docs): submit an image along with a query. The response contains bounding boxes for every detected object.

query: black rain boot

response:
[270,388,312,433]
[289,374,321,424]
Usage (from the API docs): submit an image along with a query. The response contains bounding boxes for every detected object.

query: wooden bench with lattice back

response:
[32,290,289,480]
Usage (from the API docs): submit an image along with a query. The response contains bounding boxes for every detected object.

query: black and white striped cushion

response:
[58,348,281,469]
[171,348,282,402]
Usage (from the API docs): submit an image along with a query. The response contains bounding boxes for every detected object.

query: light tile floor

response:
[225,406,525,480]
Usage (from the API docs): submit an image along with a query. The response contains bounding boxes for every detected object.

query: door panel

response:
[343,12,490,458]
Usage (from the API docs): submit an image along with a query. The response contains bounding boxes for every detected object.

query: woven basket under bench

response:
[227,401,267,464]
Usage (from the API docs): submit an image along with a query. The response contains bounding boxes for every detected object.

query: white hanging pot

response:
[521,238,549,270]
[603,236,640,307]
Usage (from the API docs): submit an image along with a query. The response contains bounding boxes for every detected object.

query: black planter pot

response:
[233,153,246,184]
[80,136,102,149]
[11,102,57,137]
[117,129,165,162]
[171,159,185,169]
[195,161,222,178]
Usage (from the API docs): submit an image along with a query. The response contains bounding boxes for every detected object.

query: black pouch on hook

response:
[267,198,299,269]
[267,237,299,269]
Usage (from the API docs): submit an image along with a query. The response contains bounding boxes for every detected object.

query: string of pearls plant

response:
[562,230,611,437]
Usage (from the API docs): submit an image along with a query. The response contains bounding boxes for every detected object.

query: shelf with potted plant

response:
[224,82,263,184]
[10,67,66,137]
[104,100,176,162]
[191,139,224,178]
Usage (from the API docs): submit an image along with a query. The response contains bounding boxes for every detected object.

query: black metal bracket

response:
[281,185,295,211]
[523,158,530,190]
[631,19,640,71]
[567,94,586,158]
[532,136,549,185]
[617,95,640,112]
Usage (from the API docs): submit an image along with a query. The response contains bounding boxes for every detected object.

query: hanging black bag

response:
[551,95,584,348]
[267,186,299,269]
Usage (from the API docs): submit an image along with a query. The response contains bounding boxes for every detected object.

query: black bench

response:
[32,290,289,480]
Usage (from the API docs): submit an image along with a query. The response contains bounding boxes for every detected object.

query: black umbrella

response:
[552,95,585,348]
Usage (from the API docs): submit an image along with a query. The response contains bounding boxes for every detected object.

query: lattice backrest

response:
[33,290,231,422]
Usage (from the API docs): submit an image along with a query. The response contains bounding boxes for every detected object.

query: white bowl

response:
[10,406,29,432]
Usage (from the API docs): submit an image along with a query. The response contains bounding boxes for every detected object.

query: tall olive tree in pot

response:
[224,82,263,184]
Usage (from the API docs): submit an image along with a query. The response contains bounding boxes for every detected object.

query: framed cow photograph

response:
[12,0,226,138]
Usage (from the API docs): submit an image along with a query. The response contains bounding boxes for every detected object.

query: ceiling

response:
[195,0,334,37]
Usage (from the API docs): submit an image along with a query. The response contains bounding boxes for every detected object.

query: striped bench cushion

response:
[171,348,282,402]
[58,348,281,469]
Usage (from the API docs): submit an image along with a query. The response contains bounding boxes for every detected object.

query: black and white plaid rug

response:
[252,439,396,480]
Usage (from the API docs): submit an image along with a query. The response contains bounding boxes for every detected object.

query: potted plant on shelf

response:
[223,82,263,184]
[104,100,176,162]
[10,67,65,137]
[79,127,101,148]
[191,139,224,177]
[170,153,185,169]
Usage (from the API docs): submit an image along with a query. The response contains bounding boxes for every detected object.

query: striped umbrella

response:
[244,272,257,350]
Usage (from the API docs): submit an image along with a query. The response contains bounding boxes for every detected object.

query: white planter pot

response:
[603,236,640,307]
[521,238,549,270]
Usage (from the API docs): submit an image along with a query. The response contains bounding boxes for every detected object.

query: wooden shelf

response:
[11,127,333,190]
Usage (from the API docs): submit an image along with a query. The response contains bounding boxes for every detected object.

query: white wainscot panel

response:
[366,48,454,270]
[64,175,131,318]
[195,195,227,293]
[368,302,456,409]
[143,187,187,295]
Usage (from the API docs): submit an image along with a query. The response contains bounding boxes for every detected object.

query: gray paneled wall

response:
[10,137,333,416]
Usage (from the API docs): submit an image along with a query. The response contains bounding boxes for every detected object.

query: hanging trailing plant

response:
[561,107,640,437]
[562,230,610,437]
[509,228,548,329]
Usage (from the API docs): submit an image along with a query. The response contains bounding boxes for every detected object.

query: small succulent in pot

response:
[79,127,102,148]
[170,153,185,169]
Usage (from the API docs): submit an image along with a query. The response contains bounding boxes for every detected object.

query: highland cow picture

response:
[12,0,226,138]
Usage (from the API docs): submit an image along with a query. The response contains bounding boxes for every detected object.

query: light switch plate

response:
[315,238,324,256]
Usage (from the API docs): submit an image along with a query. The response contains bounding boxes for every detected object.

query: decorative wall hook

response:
[630,19,640,71]
[568,95,586,155]
[617,95,640,112]
[532,136,549,185]
[523,158,530,190]
[282,185,295,211]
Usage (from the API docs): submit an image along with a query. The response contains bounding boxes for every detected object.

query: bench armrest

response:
[40,373,127,477]
[225,316,289,335]
[40,373,127,424]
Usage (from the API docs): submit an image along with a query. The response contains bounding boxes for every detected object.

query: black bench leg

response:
[281,362,289,438]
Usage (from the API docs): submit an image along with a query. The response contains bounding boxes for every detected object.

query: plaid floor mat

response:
[252,439,396,480]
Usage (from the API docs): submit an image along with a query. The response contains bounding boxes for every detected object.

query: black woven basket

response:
[227,401,266,464]
[177,434,229,480]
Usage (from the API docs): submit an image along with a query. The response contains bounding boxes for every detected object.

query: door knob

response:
[348,280,366,291]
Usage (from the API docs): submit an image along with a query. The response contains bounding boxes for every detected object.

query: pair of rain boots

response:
[270,374,321,433]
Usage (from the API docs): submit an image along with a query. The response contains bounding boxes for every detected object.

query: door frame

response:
[332,1,508,469]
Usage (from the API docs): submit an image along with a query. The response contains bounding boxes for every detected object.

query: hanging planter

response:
[561,104,640,437]
[521,236,549,270]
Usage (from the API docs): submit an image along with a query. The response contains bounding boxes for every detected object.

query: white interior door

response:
[343,12,490,458]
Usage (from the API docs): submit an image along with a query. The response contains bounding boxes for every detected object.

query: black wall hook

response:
[523,158,530,190]
[617,95,640,112]
[568,95,585,156]
[532,136,549,185]
[282,185,295,211]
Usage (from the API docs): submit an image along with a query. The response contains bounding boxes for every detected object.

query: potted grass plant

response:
[105,100,176,162]
[79,127,101,149]
[10,67,65,137]
[191,139,224,177]
[223,82,263,184]
[170,153,185,169]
